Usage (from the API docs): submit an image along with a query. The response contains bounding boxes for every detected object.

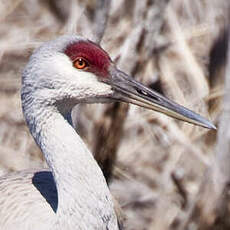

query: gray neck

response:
[22,98,118,229]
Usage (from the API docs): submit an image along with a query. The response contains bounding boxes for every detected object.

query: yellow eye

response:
[73,58,88,69]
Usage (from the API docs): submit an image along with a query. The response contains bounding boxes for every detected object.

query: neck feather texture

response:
[22,99,118,229]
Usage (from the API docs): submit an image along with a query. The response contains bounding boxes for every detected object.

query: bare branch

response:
[92,0,111,44]
[43,0,71,23]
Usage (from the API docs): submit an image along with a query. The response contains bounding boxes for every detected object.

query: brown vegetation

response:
[0,0,229,229]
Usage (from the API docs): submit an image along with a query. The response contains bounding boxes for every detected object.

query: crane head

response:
[22,35,215,129]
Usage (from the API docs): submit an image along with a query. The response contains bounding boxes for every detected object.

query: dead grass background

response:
[0,0,227,229]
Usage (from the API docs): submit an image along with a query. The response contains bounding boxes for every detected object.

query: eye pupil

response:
[78,59,83,66]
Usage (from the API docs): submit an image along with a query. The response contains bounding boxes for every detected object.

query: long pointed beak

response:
[106,68,216,129]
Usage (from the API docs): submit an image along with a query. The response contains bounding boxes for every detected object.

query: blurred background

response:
[0,0,228,229]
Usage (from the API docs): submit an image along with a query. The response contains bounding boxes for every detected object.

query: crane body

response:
[0,35,215,230]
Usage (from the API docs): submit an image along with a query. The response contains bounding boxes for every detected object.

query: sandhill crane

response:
[0,35,215,230]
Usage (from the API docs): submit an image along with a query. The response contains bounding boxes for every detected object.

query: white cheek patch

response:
[74,71,113,95]
[47,53,113,97]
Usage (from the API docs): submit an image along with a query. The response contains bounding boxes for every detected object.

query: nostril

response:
[136,88,148,96]
[136,88,160,101]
